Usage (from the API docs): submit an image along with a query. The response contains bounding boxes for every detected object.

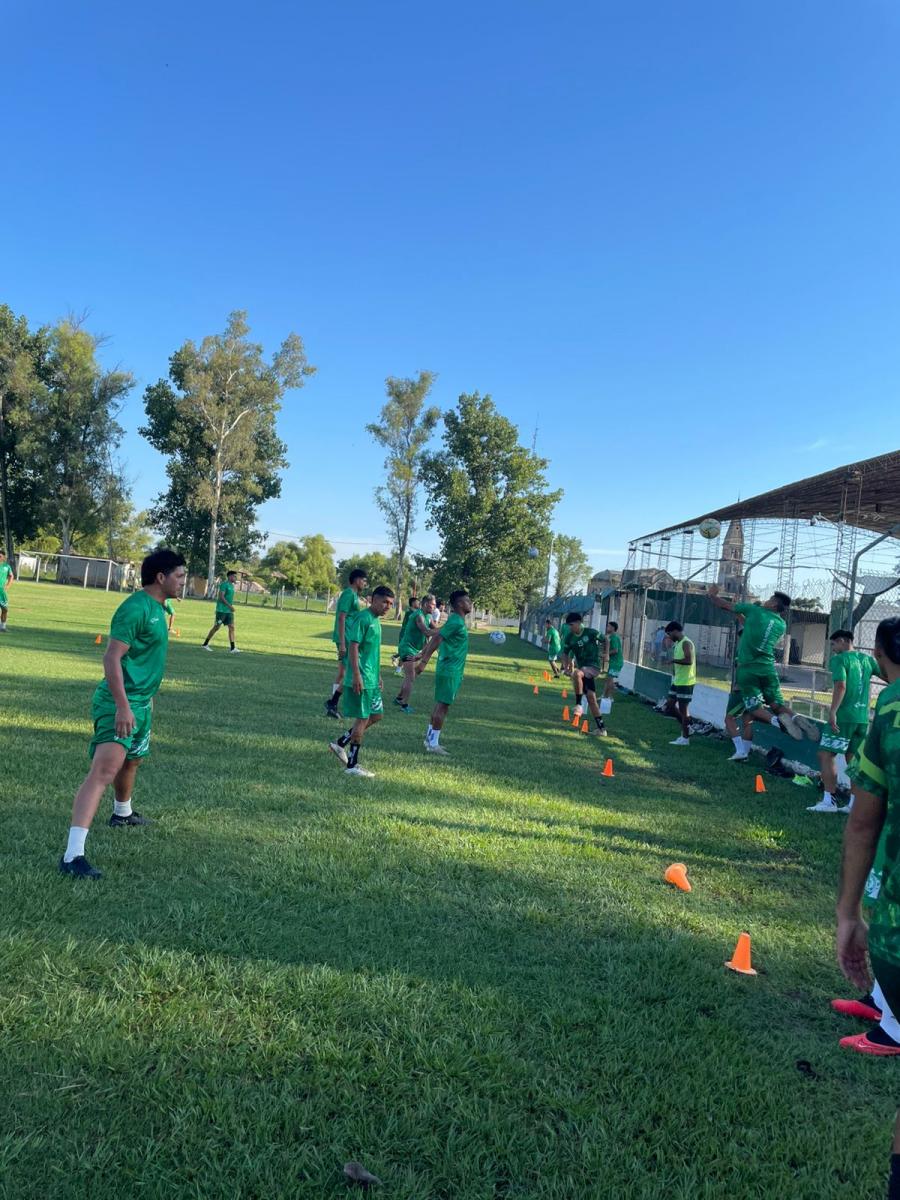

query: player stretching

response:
[602,621,624,706]
[663,621,695,745]
[809,629,882,814]
[328,585,394,777]
[724,619,755,761]
[417,589,473,755]
[395,594,436,713]
[561,612,607,736]
[325,568,368,718]
[58,548,187,879]
[0,549,15,632]
[202,570,240,653]
[707,585,805,741]
[544,619,563,678]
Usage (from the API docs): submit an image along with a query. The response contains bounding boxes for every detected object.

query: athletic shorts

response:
[343,687,384,721]
[736,664,783,711]
[582,674,597,694]
[871,956,900,1028]
[435,667,464,706]
[398,653,419,664]
[89,694,153,761]
[214,610,234,626]
[669,682,694,702]
[820,720,868,758]
[547,651,560,663]
[607,664,622,679]
[0,588,8,608]
[726,688,745,719]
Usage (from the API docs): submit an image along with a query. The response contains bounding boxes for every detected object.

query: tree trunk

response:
[394,501,412,618]
[206,460,223,597]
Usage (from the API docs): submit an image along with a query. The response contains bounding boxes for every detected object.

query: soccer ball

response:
[527,547,540,559]
[489,630,507,645]
[698,517,721,540]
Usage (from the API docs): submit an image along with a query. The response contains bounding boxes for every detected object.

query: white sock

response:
[431,728,441,746]
[732,736,744,753]
[426,724,434,742]
[822,791,834,804]
[64,826,89,862]
[114,798,133,818]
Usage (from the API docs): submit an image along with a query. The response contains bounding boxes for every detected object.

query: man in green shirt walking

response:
[328,585,395,777]
[0,549,15,632]
[544,619,563,678]
[809,629,882,814]
[416,589,473,755]
[394,593,436,713]
[325,568,368,718]
[202,570,240,653]
[663,620,696,745]
[561,612,608,735]
[602,621,624,706]
[58,548,187,879]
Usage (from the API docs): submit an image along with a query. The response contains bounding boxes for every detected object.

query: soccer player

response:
[602,621,624,704]
[809,629,882,814]
[835,616,900,1186]
[395,594,436,713]
[58,548,187,879]
[724,617,755,762]
[392,597,421,671]
[663,621,695,745]
[164,596,179,632]
[202,570,240,653]
[544,619,563,678]
[328,585,395,777]
[561,612,608,736]
[416,588,473,755]
[0,548,15,632]
[708,585,805,741]
[325,568,368,718]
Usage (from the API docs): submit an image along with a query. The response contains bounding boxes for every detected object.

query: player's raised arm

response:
[707,583,736,612]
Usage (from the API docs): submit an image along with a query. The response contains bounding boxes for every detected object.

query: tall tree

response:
[336,551,395,590]
[552,534,592,597]
[141,311,315,593]
[366,371,440,616]
[422,393,561,617]
[24,320,133,555]
[262,534,336,592]
[0,305,51,559]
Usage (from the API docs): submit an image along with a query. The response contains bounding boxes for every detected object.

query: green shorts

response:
[214,610,234,626]
[89,694,153,760]
[547,650,560,663]
[820,720,868,758]
[669,681,694,702]
[736,664,784,711]
[343,687,384,721]
[435,667,464,706]
[0,588,8,608]
[607,663,623,680]
[726,688,745,719]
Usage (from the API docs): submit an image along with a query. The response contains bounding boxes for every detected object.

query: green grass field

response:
[0,582,894,1199]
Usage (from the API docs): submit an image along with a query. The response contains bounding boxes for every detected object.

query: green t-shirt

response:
[607,632,623,670]
[399,610,432,657]
[562,626,604,669]
[333,587,363,644]
[346,608,382,690]
[164,599,175,617]
[0,562,13,588]
[216,579,235,613]
[733,602,786,667]
[437,611,469,673]
[546,627,562,655]
[96,590,170,706]
[851,679,900,968]
[831,650,879,725]
[672,636,697,686]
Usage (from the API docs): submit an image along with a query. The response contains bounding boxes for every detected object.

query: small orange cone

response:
[572,713,581,727]
[543,670,550,682]
[533,685,539,695]
[581,720,589,733]
[94,634,102,645]
[562,706,570,721]
[561,689,568,699]
[664,863,691,892]
[755,774,766,793]
[175,629,180,638]
[601,758,614,778]
[725,932,757,976]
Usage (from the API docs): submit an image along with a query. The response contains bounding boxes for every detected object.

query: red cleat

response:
[831,998,882,1022]
[839,1032,900,1057]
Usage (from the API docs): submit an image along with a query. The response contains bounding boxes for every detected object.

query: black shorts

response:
[582,675,597,693]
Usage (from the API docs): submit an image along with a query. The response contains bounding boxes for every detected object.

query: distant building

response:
[718,520,744,593]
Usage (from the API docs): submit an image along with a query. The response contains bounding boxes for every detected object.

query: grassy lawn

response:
[0,582,894,1199]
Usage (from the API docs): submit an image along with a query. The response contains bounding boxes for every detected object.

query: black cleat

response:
[58,855,102,879]
[108,810,153,827]
[324,704,340,719]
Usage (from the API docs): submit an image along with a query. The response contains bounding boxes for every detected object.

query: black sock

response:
[328,688,342,708]
[575,692,583,707]
[203,636,210,646]
[229,640,235,650]
[347,742,360,768]
[889,1154,900,1200]
[595,715,605,730]
[866,1024,900,1049]
[337,730,352,747]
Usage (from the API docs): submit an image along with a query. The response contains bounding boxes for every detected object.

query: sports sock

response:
[113,798,133,818]
[328,688,342,707]
[347,742,360,768]
[594,715,604,730]
[431,728,441,746]
[890,1155,900,1200]
[575,692,583,708]
[864,1024,900,1048]
[822,791,834,805]
[229,639,235,650]
[732,736,744,753]
[64,826,89,863]
[426,724,434,742]
[337,730,352,747]
[203,636,211,646]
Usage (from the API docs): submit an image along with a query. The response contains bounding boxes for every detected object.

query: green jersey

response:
[0,562,13,588]
[607,632,624,671]
[216,579,235,613]
[96,590,169,705]
[733,602,785,667]
[831,650,879,725]
[851,679,900,968]
[399,609,431,657]
[164,599,175,617]
[437,611,469,673]
[346,607,383,690]
[333,587,363,644]
[672,636,696,686]
[546,627,562,655]
[562,626,604,670]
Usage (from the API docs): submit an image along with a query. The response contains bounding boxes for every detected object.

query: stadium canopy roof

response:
[635,448,900,541]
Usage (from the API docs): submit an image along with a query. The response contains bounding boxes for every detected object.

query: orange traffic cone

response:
[601,759,614,778]
[755,774,766,794]
[561,689,568,699]
[175,629,180,638]
[94,634,102,645]
[543,670,550,682]
[725,932,757,976]
[533,685,539,695]
[664,863,691,892]
[562,706,570,722]
[581,720,589,733]
[572,713,581,727]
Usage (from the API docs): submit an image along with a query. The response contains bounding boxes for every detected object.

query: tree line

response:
[1,303,595,615]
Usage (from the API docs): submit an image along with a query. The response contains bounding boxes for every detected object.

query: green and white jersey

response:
[437,611,469,673]
[851,679,900,968]
[831,650,879,725]
[333,587,363,644]
[545,627,562,656]
[399,610,432,658]
[733,602,785,667]
[96,590,169,705]
[346,608,383,690]
[562,626,604,669]
[216,579,235,614]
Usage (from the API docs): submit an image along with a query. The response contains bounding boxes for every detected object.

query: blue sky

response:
[3,1,899,571]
